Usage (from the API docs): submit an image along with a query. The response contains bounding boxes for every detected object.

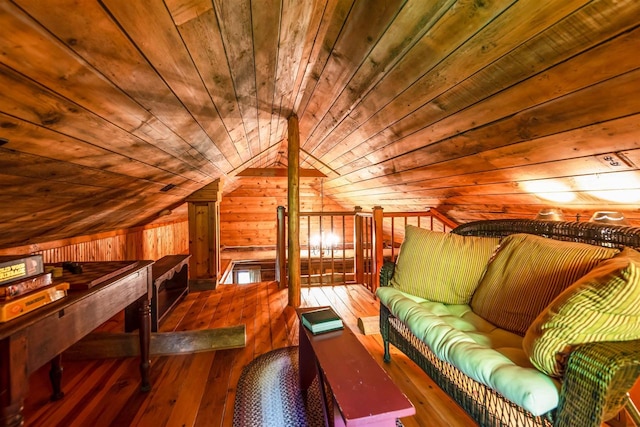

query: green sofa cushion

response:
[377,286,560,416]
[390,226,500,304]
[524,247,640,377]
[470,233,618,336]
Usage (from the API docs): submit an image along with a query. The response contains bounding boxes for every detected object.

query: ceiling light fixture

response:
[588,211,629,225]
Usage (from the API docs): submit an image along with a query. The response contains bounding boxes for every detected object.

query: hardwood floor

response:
[23,282,475,426]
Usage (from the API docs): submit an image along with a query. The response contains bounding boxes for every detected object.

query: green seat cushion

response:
[524,247,640,377]
[377,287,560,415]
[390,226,500,304]
[470,233,618,336]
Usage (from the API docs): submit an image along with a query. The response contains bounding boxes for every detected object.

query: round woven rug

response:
[233,346,326,427]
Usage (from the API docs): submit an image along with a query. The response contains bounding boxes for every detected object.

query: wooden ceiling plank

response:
[347,192,639,209]
[211,0,261,159]
[251,0,281,164]
[0,112,206,187]
[8,0,226,176]
[100,0,237,171]
[331,154,638,199]
[302,0,456,157]
[286,0,329,130]
[0,65,208,184]
[169,6,249,163]
[0,173,134,200]
[317,0,615,168]
[293,0,354,119]
[328,170,640,201]
[307,0,521,163]
[325,71,640,189]
[323,113,640,192]
[0,149,194,194]
[298,0,406,152]
[321,1,640,170]
[268,0,326,157]
[164,0,213,26]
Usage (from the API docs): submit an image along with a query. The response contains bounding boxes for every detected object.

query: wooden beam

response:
[237,167,326,177]
[62,325,246,359]
[287,114,301,307]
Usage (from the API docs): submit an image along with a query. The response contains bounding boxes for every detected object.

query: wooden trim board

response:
[63,325,246,359]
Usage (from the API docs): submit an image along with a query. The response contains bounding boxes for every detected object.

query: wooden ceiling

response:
[1,0,639,249]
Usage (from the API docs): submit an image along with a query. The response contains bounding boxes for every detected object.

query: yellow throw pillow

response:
[470,233,618,336]
[523,247,640,377]
[390,225,500,304]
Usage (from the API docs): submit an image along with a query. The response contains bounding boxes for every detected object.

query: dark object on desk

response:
[62,261,83,274]
[301,306,343,335]
[50,261,139,290]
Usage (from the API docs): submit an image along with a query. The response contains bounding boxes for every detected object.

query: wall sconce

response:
[588,211,629,225]
[535,208,565,221]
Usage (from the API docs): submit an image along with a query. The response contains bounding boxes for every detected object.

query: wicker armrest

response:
[380,261,395,287]
[555,339,640,427]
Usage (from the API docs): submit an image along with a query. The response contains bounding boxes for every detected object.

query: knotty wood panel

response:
[220,176,355,248]
[0,0,639,248]
[0,221,188,263]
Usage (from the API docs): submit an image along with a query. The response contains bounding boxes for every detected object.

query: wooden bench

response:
[126,254,190,332]
[297,307,415,426]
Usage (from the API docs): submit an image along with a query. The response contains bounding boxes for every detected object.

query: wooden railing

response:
[276,206,457,293]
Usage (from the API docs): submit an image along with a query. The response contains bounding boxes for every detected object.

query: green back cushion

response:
[390,225,500,304]
[470,233,618,336]
[523,247,640,377]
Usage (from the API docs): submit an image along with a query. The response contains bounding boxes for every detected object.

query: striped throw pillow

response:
[523,247,640,377]
[390,225,500,304]
[470,233,618,336]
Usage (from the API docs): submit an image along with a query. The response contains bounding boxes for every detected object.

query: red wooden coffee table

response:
[297,307,415,426]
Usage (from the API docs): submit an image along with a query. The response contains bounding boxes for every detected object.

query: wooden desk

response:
[0,261,153,427]
[297,307,415,426]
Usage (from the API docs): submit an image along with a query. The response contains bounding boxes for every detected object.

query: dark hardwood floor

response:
[23,282,475,426]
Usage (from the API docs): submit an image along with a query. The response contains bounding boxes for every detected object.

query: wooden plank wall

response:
[0,221,188,263]
[220,177,354,248]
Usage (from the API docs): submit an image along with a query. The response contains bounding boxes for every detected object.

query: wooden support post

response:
[276,206,287,289]
[354,206,364,284]
[288,114,301,307]
[372,206,384,293]
[186,179,222,290]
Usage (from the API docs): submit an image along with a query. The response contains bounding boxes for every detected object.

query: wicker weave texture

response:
[380,219,640,427]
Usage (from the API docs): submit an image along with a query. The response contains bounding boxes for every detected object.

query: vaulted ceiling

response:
[1,0,639,249]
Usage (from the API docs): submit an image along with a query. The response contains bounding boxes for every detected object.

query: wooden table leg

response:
[1,335,27,427]
[298,322,316,392]
[138,297,151,392]
[49,354,64,401]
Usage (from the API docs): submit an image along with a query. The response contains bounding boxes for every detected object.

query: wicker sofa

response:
[378,219,640,427]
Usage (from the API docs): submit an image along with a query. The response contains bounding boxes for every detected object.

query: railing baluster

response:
[275,208,455,291]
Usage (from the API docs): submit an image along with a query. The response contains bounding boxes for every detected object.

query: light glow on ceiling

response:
[576,173,640,203]
[524,180,576,203]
